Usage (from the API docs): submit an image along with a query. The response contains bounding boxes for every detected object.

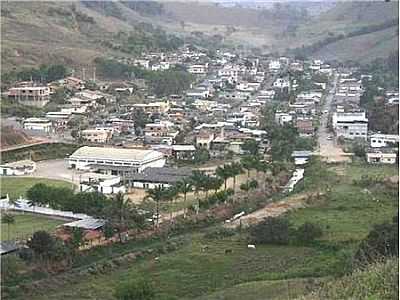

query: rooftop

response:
[70,146,163,161]
[63,218,105,230]
[127,167,193,184]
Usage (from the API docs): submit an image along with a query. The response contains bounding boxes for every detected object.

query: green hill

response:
[312,26,399,64]
[1,1,398,72]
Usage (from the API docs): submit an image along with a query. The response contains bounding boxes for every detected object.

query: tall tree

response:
[176,179,192,219]
[164,185,180,222]
[240,155,258,183]
[189,170,206,213]
[209,176,223,195]
[230,162,243,192]
[241,139,259,156]
[216,165,230,191]
[145,186,167,228]
[106,192,145,241]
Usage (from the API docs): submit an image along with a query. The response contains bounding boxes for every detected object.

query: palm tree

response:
[230,162,243,192]
[145,186,166,228]
[202,175,216,199]
[257,162,270,191]
[176,179,192,218]
[209,177,223,195]
[241,155,258,182]
[2,213,15,241]
[109,192,133,243]
[216,165,230,191]
[189,170,206,214]
[165,185,180,222]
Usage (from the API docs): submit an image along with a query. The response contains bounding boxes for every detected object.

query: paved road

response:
[317,74,351,163]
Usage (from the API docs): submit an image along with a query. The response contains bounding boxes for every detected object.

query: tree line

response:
[94,58,194,97]
[2,64,68,87]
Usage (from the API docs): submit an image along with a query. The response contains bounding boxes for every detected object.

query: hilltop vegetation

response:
[1,1,398,73]
[303,258,398,300]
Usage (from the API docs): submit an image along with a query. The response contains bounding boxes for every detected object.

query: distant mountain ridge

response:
[1,1,398,72]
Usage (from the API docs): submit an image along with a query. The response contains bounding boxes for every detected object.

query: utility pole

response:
[83,68,86,81]
[93,67,96,83]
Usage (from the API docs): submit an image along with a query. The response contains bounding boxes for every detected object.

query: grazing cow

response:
[201,245,209,252]
[224,249,233,254]
[247,244,256,249]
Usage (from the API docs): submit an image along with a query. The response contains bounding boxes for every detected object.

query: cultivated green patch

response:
[1,213,65,241]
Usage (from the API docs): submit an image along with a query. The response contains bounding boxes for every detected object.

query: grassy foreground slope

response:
[13,162,397,300]
[303,257,399,300]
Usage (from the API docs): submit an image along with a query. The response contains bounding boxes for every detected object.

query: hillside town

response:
[0,2,399,300]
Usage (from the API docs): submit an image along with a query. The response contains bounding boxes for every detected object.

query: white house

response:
[79,172,126,194]
[370,134,399,148]
[188,64,208,75]
[275,112,293,125]
[23,118,52,133]
[186,88,211,99]
[366,149,397,164]
[332,111,368,140]
[273,78,290,89]
[0,160,36,176]
[269,60,281,72]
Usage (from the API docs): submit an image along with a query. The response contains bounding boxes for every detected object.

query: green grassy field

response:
[28,233,334,300]
[6,162,399,300]
[1,213,65,241]
[1,177,72,199]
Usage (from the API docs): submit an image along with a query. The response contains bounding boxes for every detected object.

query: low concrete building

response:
[188,64,208,75]
[370,134,399,148]
[79,172,126,194]
[291,151,313,165]
[127,167,192,189]
[23,118,52,133]
[366,149,397,164]
[67,146,166,173]
[0,160,36,176]
[275,112,293,125]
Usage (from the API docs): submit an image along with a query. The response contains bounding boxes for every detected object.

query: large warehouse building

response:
[67,146,166,175]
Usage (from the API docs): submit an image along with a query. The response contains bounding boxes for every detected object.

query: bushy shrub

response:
[199,191,231,209]
[355,214,398,264]
[204,227,235,239]
[114,278,155,300]
[294,222,323,244]
[249,217,292,245]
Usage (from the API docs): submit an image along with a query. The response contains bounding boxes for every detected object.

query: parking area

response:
[27,159,83,185]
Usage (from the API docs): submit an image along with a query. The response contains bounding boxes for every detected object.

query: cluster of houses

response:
[2,44,398,195]
[331,71,398,164]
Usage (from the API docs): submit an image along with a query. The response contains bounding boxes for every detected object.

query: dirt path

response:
[316,75,352,163]
[225,193,311,228]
